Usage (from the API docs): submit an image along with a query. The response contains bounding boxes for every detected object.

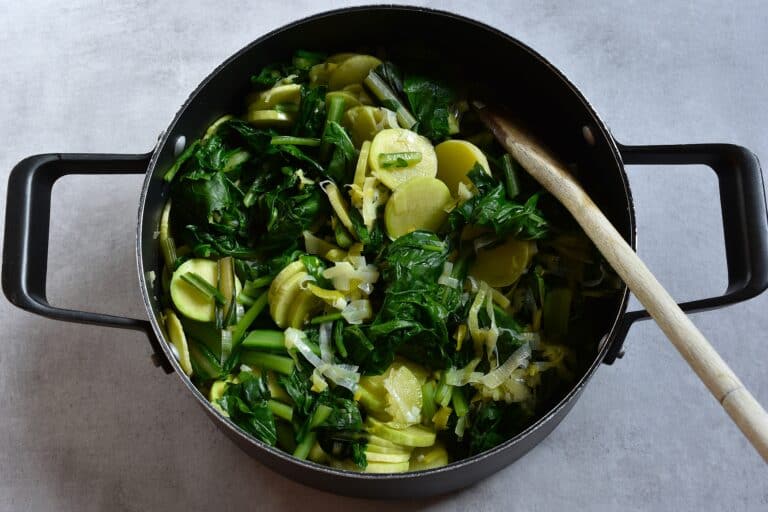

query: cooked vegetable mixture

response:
[158,50,621,473]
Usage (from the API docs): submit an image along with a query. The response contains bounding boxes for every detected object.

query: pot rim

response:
[136,4,635,481]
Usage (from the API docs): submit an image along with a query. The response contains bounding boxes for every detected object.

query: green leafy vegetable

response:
[322,121,358,183]
[379,231,449,285]
[292,85,327,138]
[450,164,548,239]
[218,372,277,445]
[403,75,456,142]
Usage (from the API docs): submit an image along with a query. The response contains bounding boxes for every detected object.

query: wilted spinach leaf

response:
[257,170,327,251]
[292,85,327,138]
[403,75,456,142]
[322,121,358,183]
[450,164,548,239]
[218,372,277,446]
[378,231,449,285]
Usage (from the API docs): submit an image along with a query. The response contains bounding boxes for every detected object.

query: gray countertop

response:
[1,1,766,510]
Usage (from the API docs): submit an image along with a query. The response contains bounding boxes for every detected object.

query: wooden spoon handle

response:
[479,107,768,462]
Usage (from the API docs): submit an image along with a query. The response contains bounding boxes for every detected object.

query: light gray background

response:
[1,1,766,510]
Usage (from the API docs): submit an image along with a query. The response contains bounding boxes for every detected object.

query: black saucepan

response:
[4,6,768,499]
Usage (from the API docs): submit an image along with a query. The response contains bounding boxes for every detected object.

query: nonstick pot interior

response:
[136,6,633,498]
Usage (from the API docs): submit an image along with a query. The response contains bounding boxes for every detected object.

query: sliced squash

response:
[246,109,294,127]
[369,128,438,190]
[435,139,491,196]
[170,258,219,322]
[326,52,358,64]
[309,62,338,87]
[342,83,374,105]
[363,460,410,473]
[366,417,436,448]
[384,176,451,238]
[249,84,301,110]
[164,309,192,375]
[364,450,411,463]
[470,237,537,288]
[409,442,449,471]
[343,106,398,148]
[268,262,309,328]
[328,55,382,90]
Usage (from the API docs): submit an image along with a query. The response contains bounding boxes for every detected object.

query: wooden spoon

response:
[475,103,768,462]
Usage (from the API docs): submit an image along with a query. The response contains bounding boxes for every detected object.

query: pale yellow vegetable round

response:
[384,176,451,239]
[367,435,409,451]
[269,261,305,297]
[170,258,219,322]
[409,442,449,471]
[343,106,399,148]
[170,258,242,322]
[269,270,307,328]
[470,237,537,287]
[369,128,438,190]
[384,365,423,427]
[435,139,491,196]
[343,106,378,148]
[268,261,307,327]
[164,309,192,376]
[249,84,301,110]
[286,288,323,329]
[309,62,338,87]
[326,52,358,64]
[366,417,436,447]
[326,91,361,111]
[365,450,411,464]
[391,358,430,384]
[342,84,374,105]
[246,109,294,127]
[328,55,382,90]
[353,140,372,189]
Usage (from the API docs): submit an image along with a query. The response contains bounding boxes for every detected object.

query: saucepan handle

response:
[2,153,173,373]
[605,143,768,363]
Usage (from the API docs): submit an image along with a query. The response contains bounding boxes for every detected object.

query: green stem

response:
[422,244,446,253]
[294,404,333,459]
[237,292,255,307]
[435,377,452,408]
[363,71,417,129]
[333,320,347,358]
[310,404,333,429]
[268,400,294,422]
[378,151,422,169]
[250,275,274,289]
[451,386,469,417]
[501,153,520,200]
[230,291,269,347]
[320,94,346,159]
[160,237,178,271]
[218,257,237,327]
[242,330,285,351]
[240,352,295,375]
[310,312,343,325]
[163,140,200,182]
[180,272,225,305]
[421,381,437,424]
[271,136,321,146]
[293,432,316,460]
[222,150,250,173]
